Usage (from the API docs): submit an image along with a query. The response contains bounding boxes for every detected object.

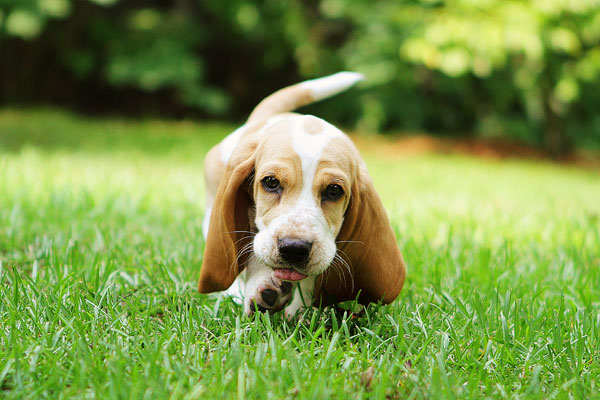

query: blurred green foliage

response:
[1,0,600,153]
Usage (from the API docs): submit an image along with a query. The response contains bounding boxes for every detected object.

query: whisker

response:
[341,256,354,291]
[230,242,253,276]
[334,250,354,293]
[240,241,254,249]
[236,245,253,258]
[239,252,255,268]
[229,240,255,275]
[331,257,346,291]
[235,243,254,263]
[336,255,350,290]
[232,233,255,249]
[232,238,250,249]
[336,247,352,263]
[322,265,329,286]
[327,255,344,291]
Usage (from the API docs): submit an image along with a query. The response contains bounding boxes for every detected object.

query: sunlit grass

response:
[1,109,599,398]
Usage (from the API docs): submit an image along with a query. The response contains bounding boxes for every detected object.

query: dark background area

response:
[1,0,600,154]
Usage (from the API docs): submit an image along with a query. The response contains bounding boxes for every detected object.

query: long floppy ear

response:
[317,165,406,305]
[198,152,255,293]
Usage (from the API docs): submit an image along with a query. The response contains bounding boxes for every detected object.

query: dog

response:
[198,72,406,317]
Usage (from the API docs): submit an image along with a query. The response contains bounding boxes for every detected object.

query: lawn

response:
[1,109,599,399]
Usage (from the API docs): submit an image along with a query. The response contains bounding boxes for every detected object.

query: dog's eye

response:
[262,176,281,192]
[323,184,344,201]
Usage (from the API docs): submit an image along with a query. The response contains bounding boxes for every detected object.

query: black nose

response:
[278,238,312,266]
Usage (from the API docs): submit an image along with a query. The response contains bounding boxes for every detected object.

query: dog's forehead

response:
[257,115,354,171]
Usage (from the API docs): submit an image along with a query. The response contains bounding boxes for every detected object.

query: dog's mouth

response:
[273,268,308,281]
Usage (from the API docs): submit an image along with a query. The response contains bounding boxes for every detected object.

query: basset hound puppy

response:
[199,72,406,317]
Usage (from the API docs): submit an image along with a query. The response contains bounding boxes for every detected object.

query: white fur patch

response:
[202,205,212,239]
[220,126,246,163]
[292,116,342,210]
[223,271,245,305]
[300,72,364,102]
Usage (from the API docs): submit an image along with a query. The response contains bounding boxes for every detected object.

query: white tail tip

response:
[301,71,365,102]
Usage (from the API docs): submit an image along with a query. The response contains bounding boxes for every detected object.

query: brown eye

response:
[323,184,344,201]
[262,176,281,192]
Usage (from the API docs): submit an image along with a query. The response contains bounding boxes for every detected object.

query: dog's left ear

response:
[198,145,256,293]
[317,164,406,305]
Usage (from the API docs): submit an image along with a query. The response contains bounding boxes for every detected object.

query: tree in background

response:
[339,0,600,154]
[1,0,600,155]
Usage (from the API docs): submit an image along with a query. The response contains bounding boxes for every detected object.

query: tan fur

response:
[302,117,325,135]
[316,165,406,304]
[248,86,314,123]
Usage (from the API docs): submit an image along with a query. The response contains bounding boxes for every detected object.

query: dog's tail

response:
[247,72,364,123]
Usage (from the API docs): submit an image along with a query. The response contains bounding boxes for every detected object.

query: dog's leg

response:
[244,258,294,315]
[223,257,293,315]
[284,276,316,318]
[223,269,245,305]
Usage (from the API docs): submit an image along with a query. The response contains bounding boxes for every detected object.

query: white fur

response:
[301,72,364,102]
[220,126,246,163]
[223,257,293,315]
[224,270,245,305]
[253,208,335,274]
[240,258,274,314]
[202,205,212,238]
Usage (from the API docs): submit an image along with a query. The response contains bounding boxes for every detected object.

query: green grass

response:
[1,108,599,399]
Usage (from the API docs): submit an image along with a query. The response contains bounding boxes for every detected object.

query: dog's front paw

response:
[245,279,293,316]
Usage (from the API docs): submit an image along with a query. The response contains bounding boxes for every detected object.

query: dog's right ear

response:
[198,143,256,293]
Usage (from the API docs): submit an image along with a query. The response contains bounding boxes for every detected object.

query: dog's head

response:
[251,115,355,280]
[199,114,405,304]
